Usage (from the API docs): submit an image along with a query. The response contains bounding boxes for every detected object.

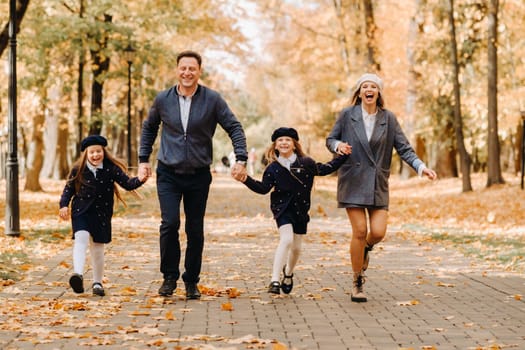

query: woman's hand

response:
[422,168,437,180]
[337,142,352,155]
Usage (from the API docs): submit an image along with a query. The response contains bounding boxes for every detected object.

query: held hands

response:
[231,162,247,182]
[138,163,152,182]
[337,142,352,155]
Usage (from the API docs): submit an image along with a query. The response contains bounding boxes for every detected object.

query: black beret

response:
[271,127,299,142]
[81,135,108,151]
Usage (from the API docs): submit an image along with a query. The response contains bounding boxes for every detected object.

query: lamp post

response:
[5,0,20,237]
[123,44,136,171]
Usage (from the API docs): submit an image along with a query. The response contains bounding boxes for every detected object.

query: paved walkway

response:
[1,178,524,349]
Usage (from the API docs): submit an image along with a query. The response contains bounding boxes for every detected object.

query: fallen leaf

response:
[396,300,420,306]
[436,281,455,287]
[221,302,234,311]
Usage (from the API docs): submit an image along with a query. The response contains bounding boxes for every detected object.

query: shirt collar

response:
[86,161,103,174]
[277,153,297,170]
[361,105,377,119]
[176,84,198,98]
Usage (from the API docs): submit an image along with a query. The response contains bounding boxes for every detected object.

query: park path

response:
[0,174,524,350]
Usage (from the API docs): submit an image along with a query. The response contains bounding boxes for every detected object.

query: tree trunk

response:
[400,0,421,180]
[516,121,524,175]
[362,0,380,72]
[24,107,45,191]
[88,13,112,135]
[486,0,504,186]
[76,0,85,158]
[434,145,458,178]
[447,0,472,192]
[0,0,30,57]
[57,115,70,179]
[332,0,352,78]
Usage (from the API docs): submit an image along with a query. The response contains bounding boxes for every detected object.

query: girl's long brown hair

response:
[68,148,130,206]
[264,138,306,166]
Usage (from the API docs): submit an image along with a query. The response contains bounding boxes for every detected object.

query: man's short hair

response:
[177,50,202,67]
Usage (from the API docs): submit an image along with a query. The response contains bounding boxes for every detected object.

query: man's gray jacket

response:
[139,84,247,172]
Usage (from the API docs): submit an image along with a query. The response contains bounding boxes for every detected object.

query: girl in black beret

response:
[59,135,148,296]
[237,127,349,294]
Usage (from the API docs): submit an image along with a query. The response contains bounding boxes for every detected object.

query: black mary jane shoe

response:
[92,282,105,296]
[268,281,281,294]
[69,273,84,294]
[280,266,294,294]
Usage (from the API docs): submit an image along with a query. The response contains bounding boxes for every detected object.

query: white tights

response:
[73,230,105,284]
[271,224,303,282]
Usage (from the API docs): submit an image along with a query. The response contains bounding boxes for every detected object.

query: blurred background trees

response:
[1,0,524,192]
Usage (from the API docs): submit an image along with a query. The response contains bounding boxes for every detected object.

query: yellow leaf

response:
[120,286,137,296]
[165,310,176,320]
[272,342,288,350]
[436,281,455,288]
[19,264,32,271]
[221,302,234,311]
[396,300,420,306]
[227,287,241,298]
[130,311,150,316]
[513,294,522,300]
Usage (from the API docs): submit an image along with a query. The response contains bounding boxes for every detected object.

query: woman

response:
[326,73,437,302]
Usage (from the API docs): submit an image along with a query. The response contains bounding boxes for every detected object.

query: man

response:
[138,50,248,299]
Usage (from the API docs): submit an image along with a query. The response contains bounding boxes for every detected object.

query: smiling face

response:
[275,136,295,158]
[359,81,380,109]
[177,56,201,94]
[86,145,105,167]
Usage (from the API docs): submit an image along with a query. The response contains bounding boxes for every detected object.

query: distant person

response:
[326,73,437,302]
[221,156,230,168]
[138,50,248,299]
[59,135,147,296]
[236,127,348,294]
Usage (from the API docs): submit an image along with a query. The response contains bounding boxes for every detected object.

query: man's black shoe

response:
[158,279,177,296]
[185,282,201,299]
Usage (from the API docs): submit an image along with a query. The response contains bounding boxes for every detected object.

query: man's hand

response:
[138,162,152,182]
[231,162,247,182]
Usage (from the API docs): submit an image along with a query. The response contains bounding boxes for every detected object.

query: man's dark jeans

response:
[156,162,212,283]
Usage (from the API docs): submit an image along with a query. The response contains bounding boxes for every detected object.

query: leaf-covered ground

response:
[1,171,524,282]
[0,172,524,349]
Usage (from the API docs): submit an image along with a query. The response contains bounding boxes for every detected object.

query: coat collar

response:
[349,105,386,162]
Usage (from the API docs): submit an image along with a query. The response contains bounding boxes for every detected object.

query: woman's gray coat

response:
[326,105,423,208]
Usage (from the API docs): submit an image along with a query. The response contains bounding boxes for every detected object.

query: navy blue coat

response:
[59,159,144,243]
[243,155,347,233]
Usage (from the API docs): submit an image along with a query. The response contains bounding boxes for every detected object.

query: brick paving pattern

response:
[1,178,524,350]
